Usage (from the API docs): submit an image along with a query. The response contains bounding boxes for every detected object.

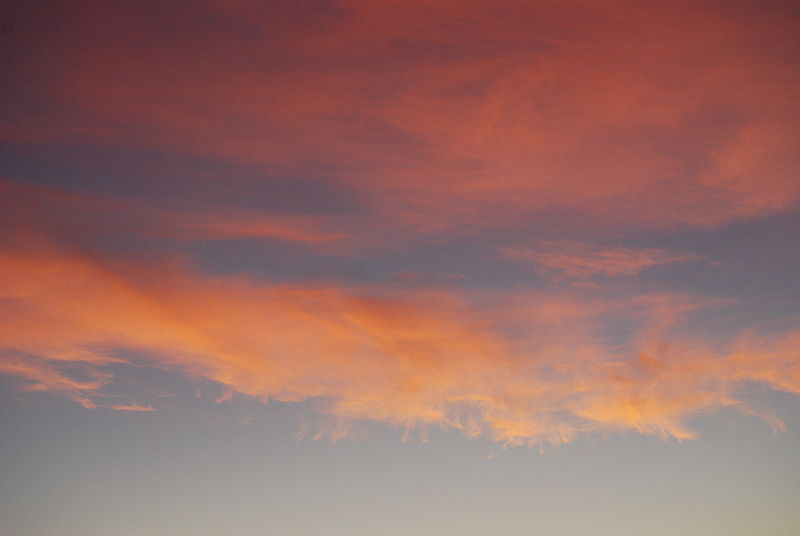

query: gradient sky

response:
[1,1,799,534]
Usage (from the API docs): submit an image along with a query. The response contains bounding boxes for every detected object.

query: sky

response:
[1,1,799,534]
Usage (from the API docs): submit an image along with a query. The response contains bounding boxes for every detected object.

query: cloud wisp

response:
[503,241,700,279]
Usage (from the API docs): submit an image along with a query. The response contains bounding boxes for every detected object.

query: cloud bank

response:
[2,0,799,232]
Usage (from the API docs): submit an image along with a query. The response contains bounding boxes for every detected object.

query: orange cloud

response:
[503,241,699,279]
[1,238,797,445]
[106,404,156,412]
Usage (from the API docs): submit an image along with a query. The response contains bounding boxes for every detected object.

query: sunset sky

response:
[1,1,799,534]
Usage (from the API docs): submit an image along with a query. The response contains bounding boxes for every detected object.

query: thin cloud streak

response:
[503,241,700,279]
[0,178,351,248]
[106,404,156,412]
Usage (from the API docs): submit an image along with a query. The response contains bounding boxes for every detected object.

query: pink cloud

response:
[2,1,798,233]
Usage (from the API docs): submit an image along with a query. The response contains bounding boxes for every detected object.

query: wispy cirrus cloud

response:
[502,241,700,279]
[0,178,350,248]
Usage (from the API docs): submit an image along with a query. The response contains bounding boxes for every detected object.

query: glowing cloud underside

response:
[1,240,798,445]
